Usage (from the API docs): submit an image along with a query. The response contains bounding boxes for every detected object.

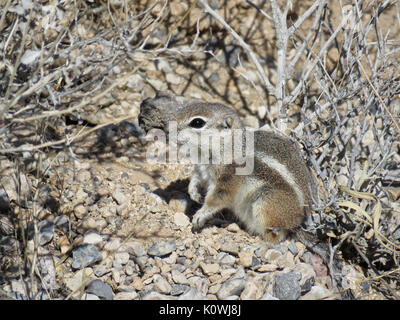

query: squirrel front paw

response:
[191,211,207,232]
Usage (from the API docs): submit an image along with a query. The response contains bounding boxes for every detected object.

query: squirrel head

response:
[139,91,244,135]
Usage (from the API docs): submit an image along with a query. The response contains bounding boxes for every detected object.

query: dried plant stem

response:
[198,0,275,95]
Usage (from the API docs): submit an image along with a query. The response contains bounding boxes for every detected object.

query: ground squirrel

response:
[138,91,349,298]
[138,91,316,244]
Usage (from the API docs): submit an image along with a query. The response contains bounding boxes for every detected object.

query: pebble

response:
[171,268,189,285]
[240,279,264,300]
[112,189,127,205]
[220,241,239,256]
[71,244,103,269]
[65,268,93,292]
[86,279,113,300]
[256,264,278,272]
[217,252,236,266]
[28,220,54,246]
[124,241,147,257]
[292,263,316,293]
[217,278,246,300]
[171,284,190,296]
[226,223,241,233]
[74,204,87,219]
[115,252,130,265]
[166,73,181,85]
[273,272,302,300]
[200,262,220,275]
[173,211,190,228]
[54,215,70,232]
[148,240,176,257]
[300,285,335,300]
[114,291,138,300]
[104,238,121,252]
[178,287,204,300]
[142,291,175,300]
[83,232,103,245]
[288,241,299,255]
[81,293,100,300]
[38,256,56,290]
[263,249,282,263]
[261,292,279,300]
[153,274,172,294]
[238,250,254,268]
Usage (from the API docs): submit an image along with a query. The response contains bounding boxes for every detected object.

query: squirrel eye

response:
[189,118,206,129]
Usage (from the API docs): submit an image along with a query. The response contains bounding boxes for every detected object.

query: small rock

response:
[240,279,264,300]
[74,204,87,219]
[142,291,175,300]
[226,223,240,233]
[125,260,136,276]
[83,232,103,245]
[166,73,181,85]
[86,279,113,300]
[173,212,190,228]
[81,293,100,300]
[170,2,187,15]
[153,274,172,294]
[251,256,261,268]
[263,249,282,263]
[171,284,190,296]
[288,241,299,255]
[71,244,103,269]
[275,251,295,269]
[75,188,88,203]
[65,268,93,293]
[217,278,246,300]
[238,250,254,268]
[256,264,278,272]
[148,240,176,257]
[114,291,138,300]
[260,292,279,300]
[273,272,301,300]
[55,215,70,233]
[115,252,130,265]
[112,189,127,205]
[125,241,147,257]
[38,255,56,290]
[163,251,178,264]
[28,220,54,245]
[217,252,236,266]
[200,262,220,275]
[179,287,204,300]
[292,263,316,293]
[21,49,41,65]
[104,238,121,252]
[220,241,239,256]
[94,265,110,277]
[300,285,335,300]
[171,268,189,285]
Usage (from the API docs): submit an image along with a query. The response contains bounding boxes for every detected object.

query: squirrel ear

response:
[223,116,234,129]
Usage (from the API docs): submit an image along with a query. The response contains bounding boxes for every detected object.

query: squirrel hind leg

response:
[253,189,305,244]
[263,227,288,245]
